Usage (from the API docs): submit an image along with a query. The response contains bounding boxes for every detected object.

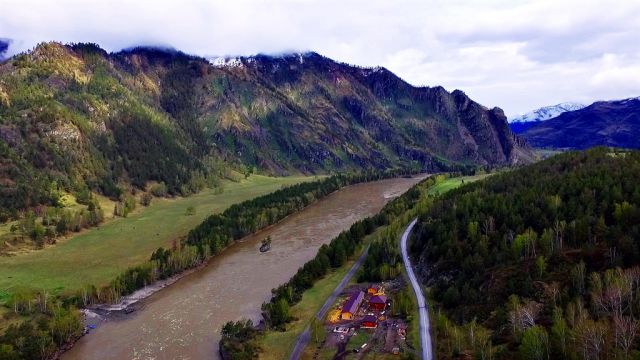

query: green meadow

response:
[427,174,489,195]
[0,175,314,302]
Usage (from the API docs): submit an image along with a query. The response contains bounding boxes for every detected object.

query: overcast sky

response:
[2,0,640,117]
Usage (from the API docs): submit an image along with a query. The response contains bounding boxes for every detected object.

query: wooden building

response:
[369,295,387,311]
[341,291,364,320]
[361,314,378,328]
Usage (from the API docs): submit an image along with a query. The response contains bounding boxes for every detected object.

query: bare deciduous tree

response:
[509,299,542,334]
[482,216,495,236]
[613,315,638,358]
[572,261,586,295]
[553,220,566,252]
[574,319,608,360]
[542,282,560,308]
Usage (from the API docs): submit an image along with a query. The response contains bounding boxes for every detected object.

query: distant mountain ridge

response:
[509,102,586,123]
[0,42,533,216]
[519,97,640,149]
[509,102,585,133]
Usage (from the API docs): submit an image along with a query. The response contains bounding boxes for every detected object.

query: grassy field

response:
[427,174,489,196]
[405,286,421,354]
[258,257,357,360]
[346,330,369,351]
[0,175,314,302]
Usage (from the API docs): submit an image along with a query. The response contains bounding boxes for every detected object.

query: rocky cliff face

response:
[201,52,534,171]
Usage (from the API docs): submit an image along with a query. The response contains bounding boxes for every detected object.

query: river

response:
[62,176,423,360]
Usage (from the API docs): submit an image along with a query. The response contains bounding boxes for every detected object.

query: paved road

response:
[289,244,370,360]
[400,218,433,360]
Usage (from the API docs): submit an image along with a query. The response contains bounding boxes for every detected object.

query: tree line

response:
[358,233,404,283]
[0,297,83,360]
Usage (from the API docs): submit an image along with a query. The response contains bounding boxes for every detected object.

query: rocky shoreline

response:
[53,261,211,359]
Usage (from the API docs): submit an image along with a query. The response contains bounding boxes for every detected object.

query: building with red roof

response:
[369,294,387,311]
[362,314,378,328]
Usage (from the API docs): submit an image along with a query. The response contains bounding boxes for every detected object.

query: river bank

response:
[61,176,423,360]
[81,180,361,316]
[0,175,314,301]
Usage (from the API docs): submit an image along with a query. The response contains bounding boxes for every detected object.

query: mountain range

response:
[0,42,532,217]
[518,97,640,149]
[509,102,585,133]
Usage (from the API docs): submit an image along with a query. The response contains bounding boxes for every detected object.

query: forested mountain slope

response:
[206,52,532,171]
[0,42,532,218]
[411,148,640,359]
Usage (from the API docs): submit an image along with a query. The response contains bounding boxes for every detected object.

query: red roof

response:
[370,295,387,304]
[362,314,377,323]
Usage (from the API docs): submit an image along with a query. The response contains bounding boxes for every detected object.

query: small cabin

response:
[369,295,387,311]
[361,314,378,328]
[341,291,364,320]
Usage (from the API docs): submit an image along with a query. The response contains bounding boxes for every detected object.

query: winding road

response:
[400,218,433,360]
[289,244,370,360]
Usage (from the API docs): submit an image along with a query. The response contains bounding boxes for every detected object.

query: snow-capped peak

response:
[208,52,317,68]
[618,96,640,104]
[359,66,385,77]
[209,56,244,67]
[509,102,586,123]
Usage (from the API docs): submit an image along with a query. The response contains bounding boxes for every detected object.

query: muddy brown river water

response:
[62,176,423,360]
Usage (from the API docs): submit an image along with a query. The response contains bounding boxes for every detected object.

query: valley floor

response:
[0,175,314,303]
[256,175,485,359]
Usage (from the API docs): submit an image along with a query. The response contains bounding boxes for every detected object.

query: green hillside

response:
[410,148,640,359]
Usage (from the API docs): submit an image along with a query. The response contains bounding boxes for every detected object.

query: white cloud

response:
[1,0,639,116]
